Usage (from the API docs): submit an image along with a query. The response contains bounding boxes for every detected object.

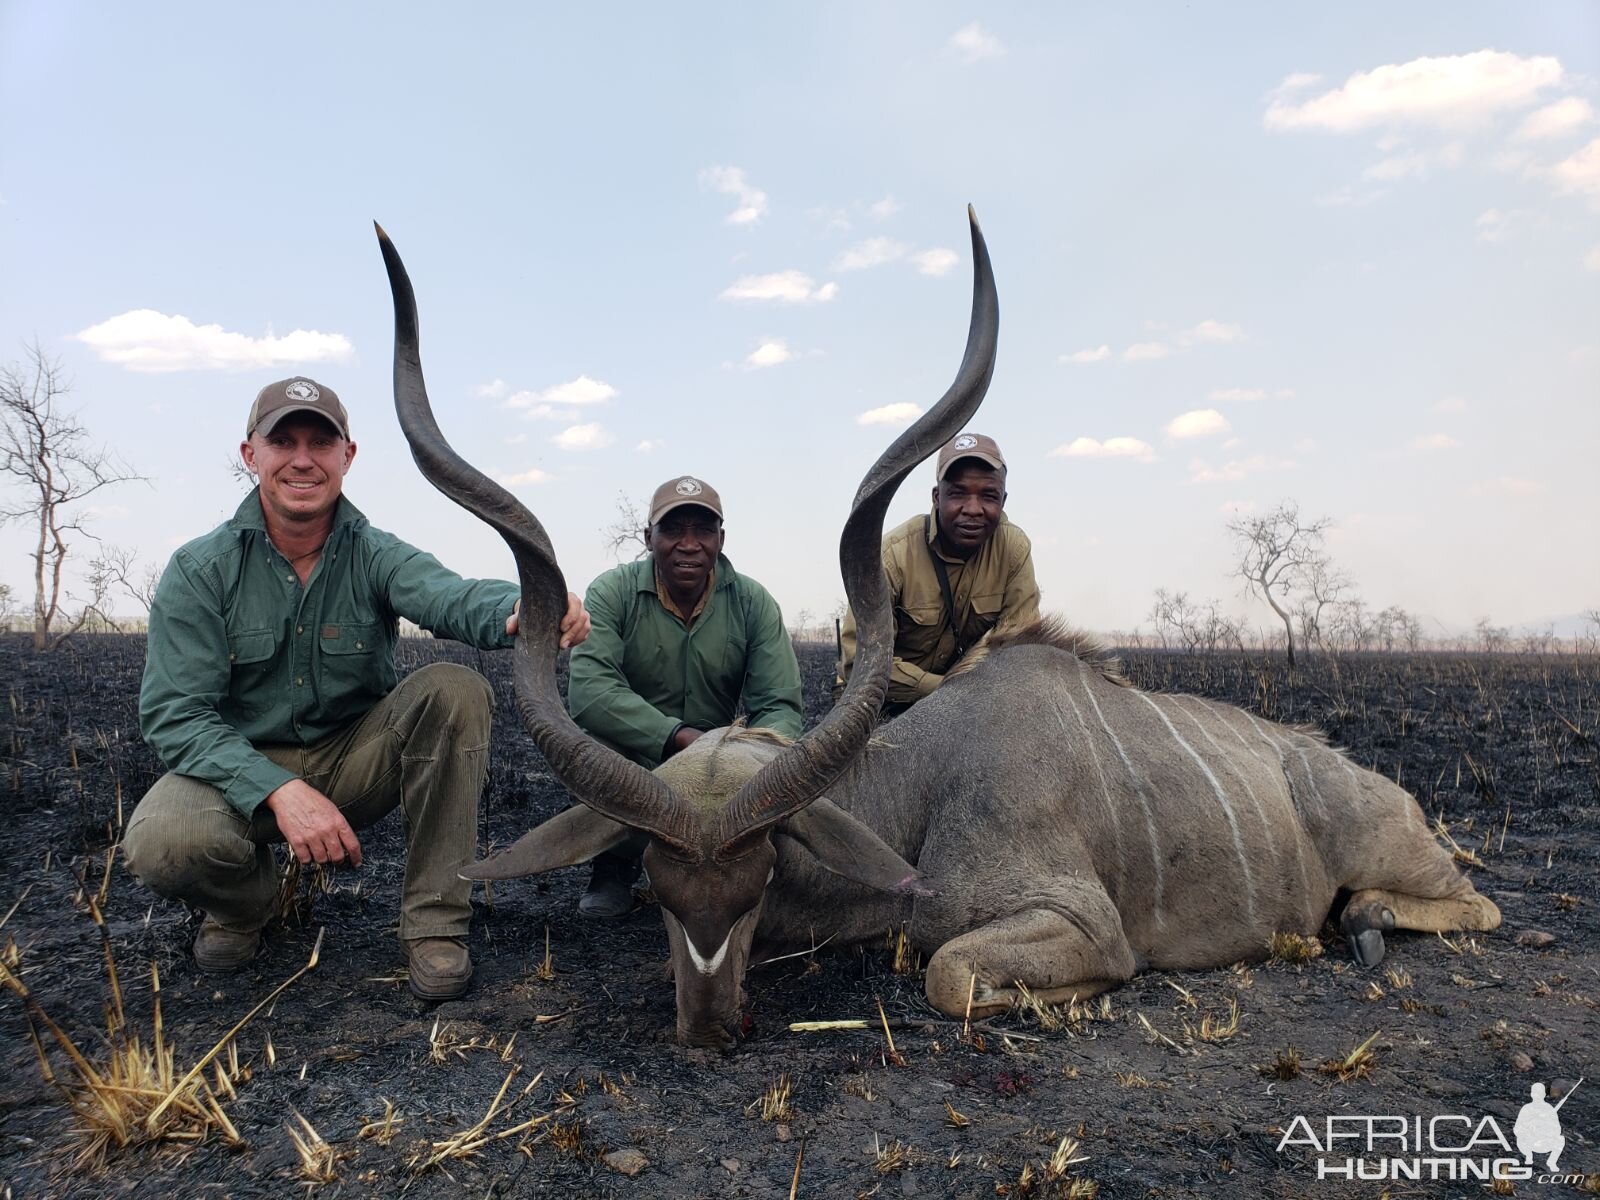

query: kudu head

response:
[376,212,997,1047]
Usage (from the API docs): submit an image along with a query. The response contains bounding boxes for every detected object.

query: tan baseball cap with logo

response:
[648,476,725,525]
[246,377,351,440]
[936,432,1006,479]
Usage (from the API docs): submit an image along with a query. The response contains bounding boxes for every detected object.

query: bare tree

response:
[0,580,14,630]
[1292,556,1351,653]
[1473,617,1509,654]
[1227,500,1333,668]
[0,345,145,650]
[601,491,649,562]
[90,544,163,619]
[1584,608,1600,655]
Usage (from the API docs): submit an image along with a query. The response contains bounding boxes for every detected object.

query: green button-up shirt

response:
[568,555,803,769]
[139,490,519,816]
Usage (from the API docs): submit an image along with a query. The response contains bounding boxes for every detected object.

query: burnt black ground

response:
[1,634,1596,1198]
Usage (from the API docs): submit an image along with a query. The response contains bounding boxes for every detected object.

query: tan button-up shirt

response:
[838,510,1041,705]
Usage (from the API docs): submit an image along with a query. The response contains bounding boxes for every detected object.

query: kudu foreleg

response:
[924,884,1137,1019]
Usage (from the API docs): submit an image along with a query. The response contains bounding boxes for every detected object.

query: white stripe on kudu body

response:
[1073,663,1167,924]
[1053,689,1139,916]
[1136,692,1258,924]
[1175,696,1315,915]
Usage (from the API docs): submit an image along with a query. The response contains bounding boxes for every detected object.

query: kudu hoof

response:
[1347,928,1387,968]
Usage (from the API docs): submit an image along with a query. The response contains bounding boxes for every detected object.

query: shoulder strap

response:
[923,514,967,654]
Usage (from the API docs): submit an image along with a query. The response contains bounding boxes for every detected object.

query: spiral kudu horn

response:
[375,223,696,854]
[715,205,998,853]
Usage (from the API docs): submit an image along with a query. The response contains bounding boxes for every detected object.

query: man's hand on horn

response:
[505,592,591,648]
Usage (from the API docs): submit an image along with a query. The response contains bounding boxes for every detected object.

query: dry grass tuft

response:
[1044,1135,1090,1182]
[872,1133,912,1174]
[747,1073,795,1122]
[1113,1070,1153,1088]
[0,893,319,1167]
[1318,1031,1381,1083]
[1384,966,1413,990]
[886,925,922,975]
[1191,997,1241,1044]
[944,1100,971,1129]
[287,1107,339,1183]
[1260,1047,1302,1080]
[534,925,556,982]
[1266,931,1324,964]
[408,1066,557,1172]
[358,1098,402,1146]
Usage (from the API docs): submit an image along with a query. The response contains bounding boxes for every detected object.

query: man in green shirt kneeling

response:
[568,475,803,918]
[125,377,589,999]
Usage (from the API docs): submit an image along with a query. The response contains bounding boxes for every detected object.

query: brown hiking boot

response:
[193,918,261,973]
[407,937,473,1000]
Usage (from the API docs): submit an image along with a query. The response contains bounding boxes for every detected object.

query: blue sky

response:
[2,3,1596,637]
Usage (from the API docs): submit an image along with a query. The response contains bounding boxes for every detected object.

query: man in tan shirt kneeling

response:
[837,433,1040,716]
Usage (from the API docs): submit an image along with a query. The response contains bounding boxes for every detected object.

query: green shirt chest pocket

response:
[316,620,387,709]
[965,592,1004,639]
[227,628,279,710]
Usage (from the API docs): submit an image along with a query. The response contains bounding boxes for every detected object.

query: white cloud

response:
[74,309,353,373]
[1061,345,1111,364]
[1049,436,1156,462]
[1361,141,1463,181]
[1586,244,1600,272]
[870,195,902,219]
[1516,96,1595,141]
[1187,455,1294,484]
[503,433,528,445]
[912,247,959,277]
[745,338,794,369]
[1263,50,1563,133]
[857,402,923,427]
[1474,207,1527,242]
[635,440,657,453]
[1411,433,1461,451]
[1165,408,1231,439]
[1549,136,1600,204]
[475,378,509,399]
[498,468,550,487]
[947,22,1004,63]
[1433,396,1467,412]
[699,165,768,225]
[506,374,617,420]
[834,237,908,271]
[1472,475,1546,497]
[1179,319,1243,345]
[1123,341,1170,362]
[720,271,838,303]
[1207,386,1294,403]
[552,423,614,451]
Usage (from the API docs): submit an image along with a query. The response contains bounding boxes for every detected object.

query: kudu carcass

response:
[376,216,1500,1049]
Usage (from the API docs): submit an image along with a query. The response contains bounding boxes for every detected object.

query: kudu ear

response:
[460,805,635,881]
[777,799,935,897]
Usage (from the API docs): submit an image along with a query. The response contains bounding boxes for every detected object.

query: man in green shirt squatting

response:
[125,377,590,999]
[568,474,804,918]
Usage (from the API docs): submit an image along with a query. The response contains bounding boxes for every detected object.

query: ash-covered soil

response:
[1,634,1596,1198]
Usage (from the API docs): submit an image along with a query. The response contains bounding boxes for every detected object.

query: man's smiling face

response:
[241,412,357,527]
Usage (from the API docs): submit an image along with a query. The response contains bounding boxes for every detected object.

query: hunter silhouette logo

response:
[1277,1078,1584,1184]
[1516,1079,1581,1171]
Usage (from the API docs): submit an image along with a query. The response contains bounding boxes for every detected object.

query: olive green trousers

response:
[123,662,493,940]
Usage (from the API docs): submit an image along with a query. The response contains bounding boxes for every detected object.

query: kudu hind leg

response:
[1340,887,1502,968]
[925,887,1137,1019]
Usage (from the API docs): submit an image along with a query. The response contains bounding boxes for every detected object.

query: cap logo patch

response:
[953,434,978,451]
[284,381,320,403]
[675,478,703,496]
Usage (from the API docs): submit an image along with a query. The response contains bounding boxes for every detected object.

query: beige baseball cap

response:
[936,432,1006,479]
[649,476,725,524]
[246,377,350,440]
